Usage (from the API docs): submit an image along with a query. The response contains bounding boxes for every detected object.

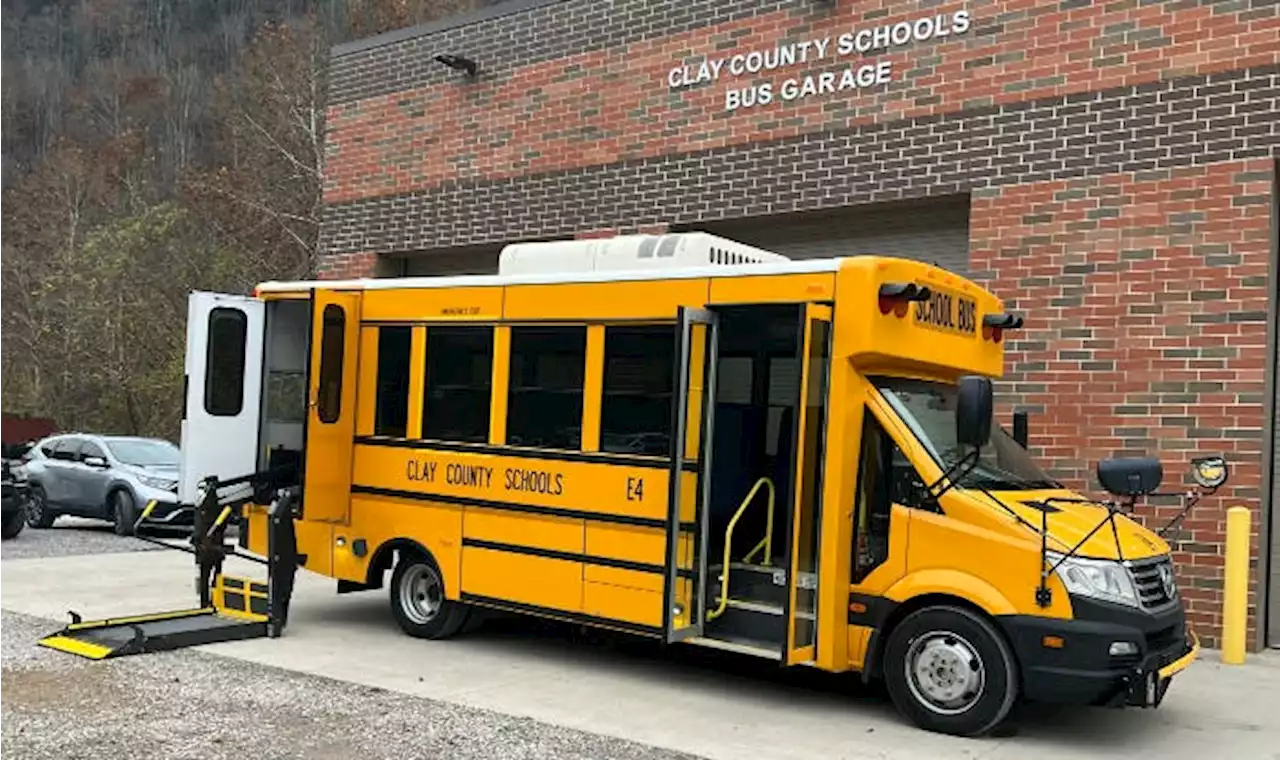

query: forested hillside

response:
[2,0,481,438]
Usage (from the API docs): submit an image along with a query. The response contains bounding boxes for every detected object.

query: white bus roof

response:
[256,256,850,293]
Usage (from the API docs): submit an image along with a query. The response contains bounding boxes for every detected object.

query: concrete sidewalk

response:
[3,549,1278,760]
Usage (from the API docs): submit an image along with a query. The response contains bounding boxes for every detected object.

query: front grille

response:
[1128,556,1177,610]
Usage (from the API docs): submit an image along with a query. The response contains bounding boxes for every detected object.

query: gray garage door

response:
[676,195,972,275]
[395,245,503,277]
[1268,164,1279,650]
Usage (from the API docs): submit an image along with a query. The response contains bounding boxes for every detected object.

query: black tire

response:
[389,550,470,640]
[112,490,138,536]
[1,508,25,539]
[25,484,56,529]
[882,605,1019,737]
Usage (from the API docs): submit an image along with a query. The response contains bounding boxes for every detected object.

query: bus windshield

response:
[872,377,1061,491]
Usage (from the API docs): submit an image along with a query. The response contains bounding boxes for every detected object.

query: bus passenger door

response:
[301,290,362,523]
[663,306,718,643]
[179,292,265,506]
[785,304,832,665]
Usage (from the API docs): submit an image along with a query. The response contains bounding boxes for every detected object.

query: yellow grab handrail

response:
[707,477,775,621]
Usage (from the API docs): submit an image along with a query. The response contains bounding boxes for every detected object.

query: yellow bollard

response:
[1220,506,1250,665]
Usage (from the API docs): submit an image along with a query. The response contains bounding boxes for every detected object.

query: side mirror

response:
[1191,456,1228,489]
[83,456,108,468]
[956,375,993,448]
[1097,457,1162,497]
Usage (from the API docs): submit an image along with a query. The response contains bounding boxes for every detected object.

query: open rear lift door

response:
[38,473,300,660]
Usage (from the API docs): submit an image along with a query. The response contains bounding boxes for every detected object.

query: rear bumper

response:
[998,597,1196,708]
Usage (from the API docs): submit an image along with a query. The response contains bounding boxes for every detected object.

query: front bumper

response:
[998,596,1197,708]
[139,499,193,526]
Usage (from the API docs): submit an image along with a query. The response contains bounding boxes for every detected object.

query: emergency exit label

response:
[664,10,973,113]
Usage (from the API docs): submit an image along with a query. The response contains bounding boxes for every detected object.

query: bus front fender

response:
[882,568,1019,617]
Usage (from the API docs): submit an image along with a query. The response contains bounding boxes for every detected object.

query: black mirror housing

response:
[956,375,993,448]
[1097,457,1163,497]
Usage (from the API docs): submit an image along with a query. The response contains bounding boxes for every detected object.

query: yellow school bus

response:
[179,232,1217,736]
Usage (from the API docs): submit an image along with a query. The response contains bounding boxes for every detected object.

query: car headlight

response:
[1046,552,1140,608]
[139,474,178,491]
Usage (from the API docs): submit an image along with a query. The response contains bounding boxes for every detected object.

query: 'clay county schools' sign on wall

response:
[665,10,972,112]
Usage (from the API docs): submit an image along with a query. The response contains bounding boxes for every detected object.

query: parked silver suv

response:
[21,433,187,535]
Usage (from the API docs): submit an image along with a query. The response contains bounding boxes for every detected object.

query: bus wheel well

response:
[365,538,435,589]
[863,593,1005,683]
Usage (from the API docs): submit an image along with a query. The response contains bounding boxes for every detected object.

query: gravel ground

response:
[1,610,707,760]
[1,518,231,560]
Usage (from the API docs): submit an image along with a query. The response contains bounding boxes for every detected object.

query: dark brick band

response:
[321,63,1279,256]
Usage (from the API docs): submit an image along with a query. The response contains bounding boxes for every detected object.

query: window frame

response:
[506,324,588,452]
[373,325,413,438]
[422,324,495,444]
[316,303,347,425]
[598,322,678,457]
[204,306,249,417]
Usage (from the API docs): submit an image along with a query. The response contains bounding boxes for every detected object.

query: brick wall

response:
[318,0,1280,646]
[972,159,1274,646]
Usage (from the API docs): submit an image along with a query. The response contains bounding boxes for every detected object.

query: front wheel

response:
[112,490,138,537]
[882,605,1019,737]
[389,551,470,640]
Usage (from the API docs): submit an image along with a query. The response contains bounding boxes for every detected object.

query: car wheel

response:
[389,551,469,640]
[25,485,56,529]
[882,605,1019,737]
[1,508,25,539]
[112,490,138,537]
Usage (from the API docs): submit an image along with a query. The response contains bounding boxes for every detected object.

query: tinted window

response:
[374,327,412,437]
[317,304,346,424]
[600,325,674,456]
[205,307,248,416]
[423,327,493,443]
[508,326,586,450]
[80,440,106,460]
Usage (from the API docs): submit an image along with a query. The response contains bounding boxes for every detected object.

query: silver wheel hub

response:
[905,631,985,715]
[399,563,443,626]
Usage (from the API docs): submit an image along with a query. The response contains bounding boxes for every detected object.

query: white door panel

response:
[178,291,266,505]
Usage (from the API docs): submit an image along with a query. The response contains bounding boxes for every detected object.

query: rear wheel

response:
[112,490,138,537]
[25,485,56,529]
[389,551,469,640]
[2,508,25,539]
[882,605,1019,737]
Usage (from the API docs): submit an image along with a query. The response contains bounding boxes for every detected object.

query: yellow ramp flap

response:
[37,635,115,660]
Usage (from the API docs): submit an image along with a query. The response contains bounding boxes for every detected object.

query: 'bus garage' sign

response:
[665,10,972,112]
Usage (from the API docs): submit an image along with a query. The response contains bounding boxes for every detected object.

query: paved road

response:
[4,534,1280,760]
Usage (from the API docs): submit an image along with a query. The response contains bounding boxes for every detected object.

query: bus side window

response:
[423,326,493,443]
[852,412,895,583]
[600,325,675,456]
[374,326,412,437]
[508,326,586,450]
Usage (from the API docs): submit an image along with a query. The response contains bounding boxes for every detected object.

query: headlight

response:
[139,474,178,491]
[1046,552,1140,608]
